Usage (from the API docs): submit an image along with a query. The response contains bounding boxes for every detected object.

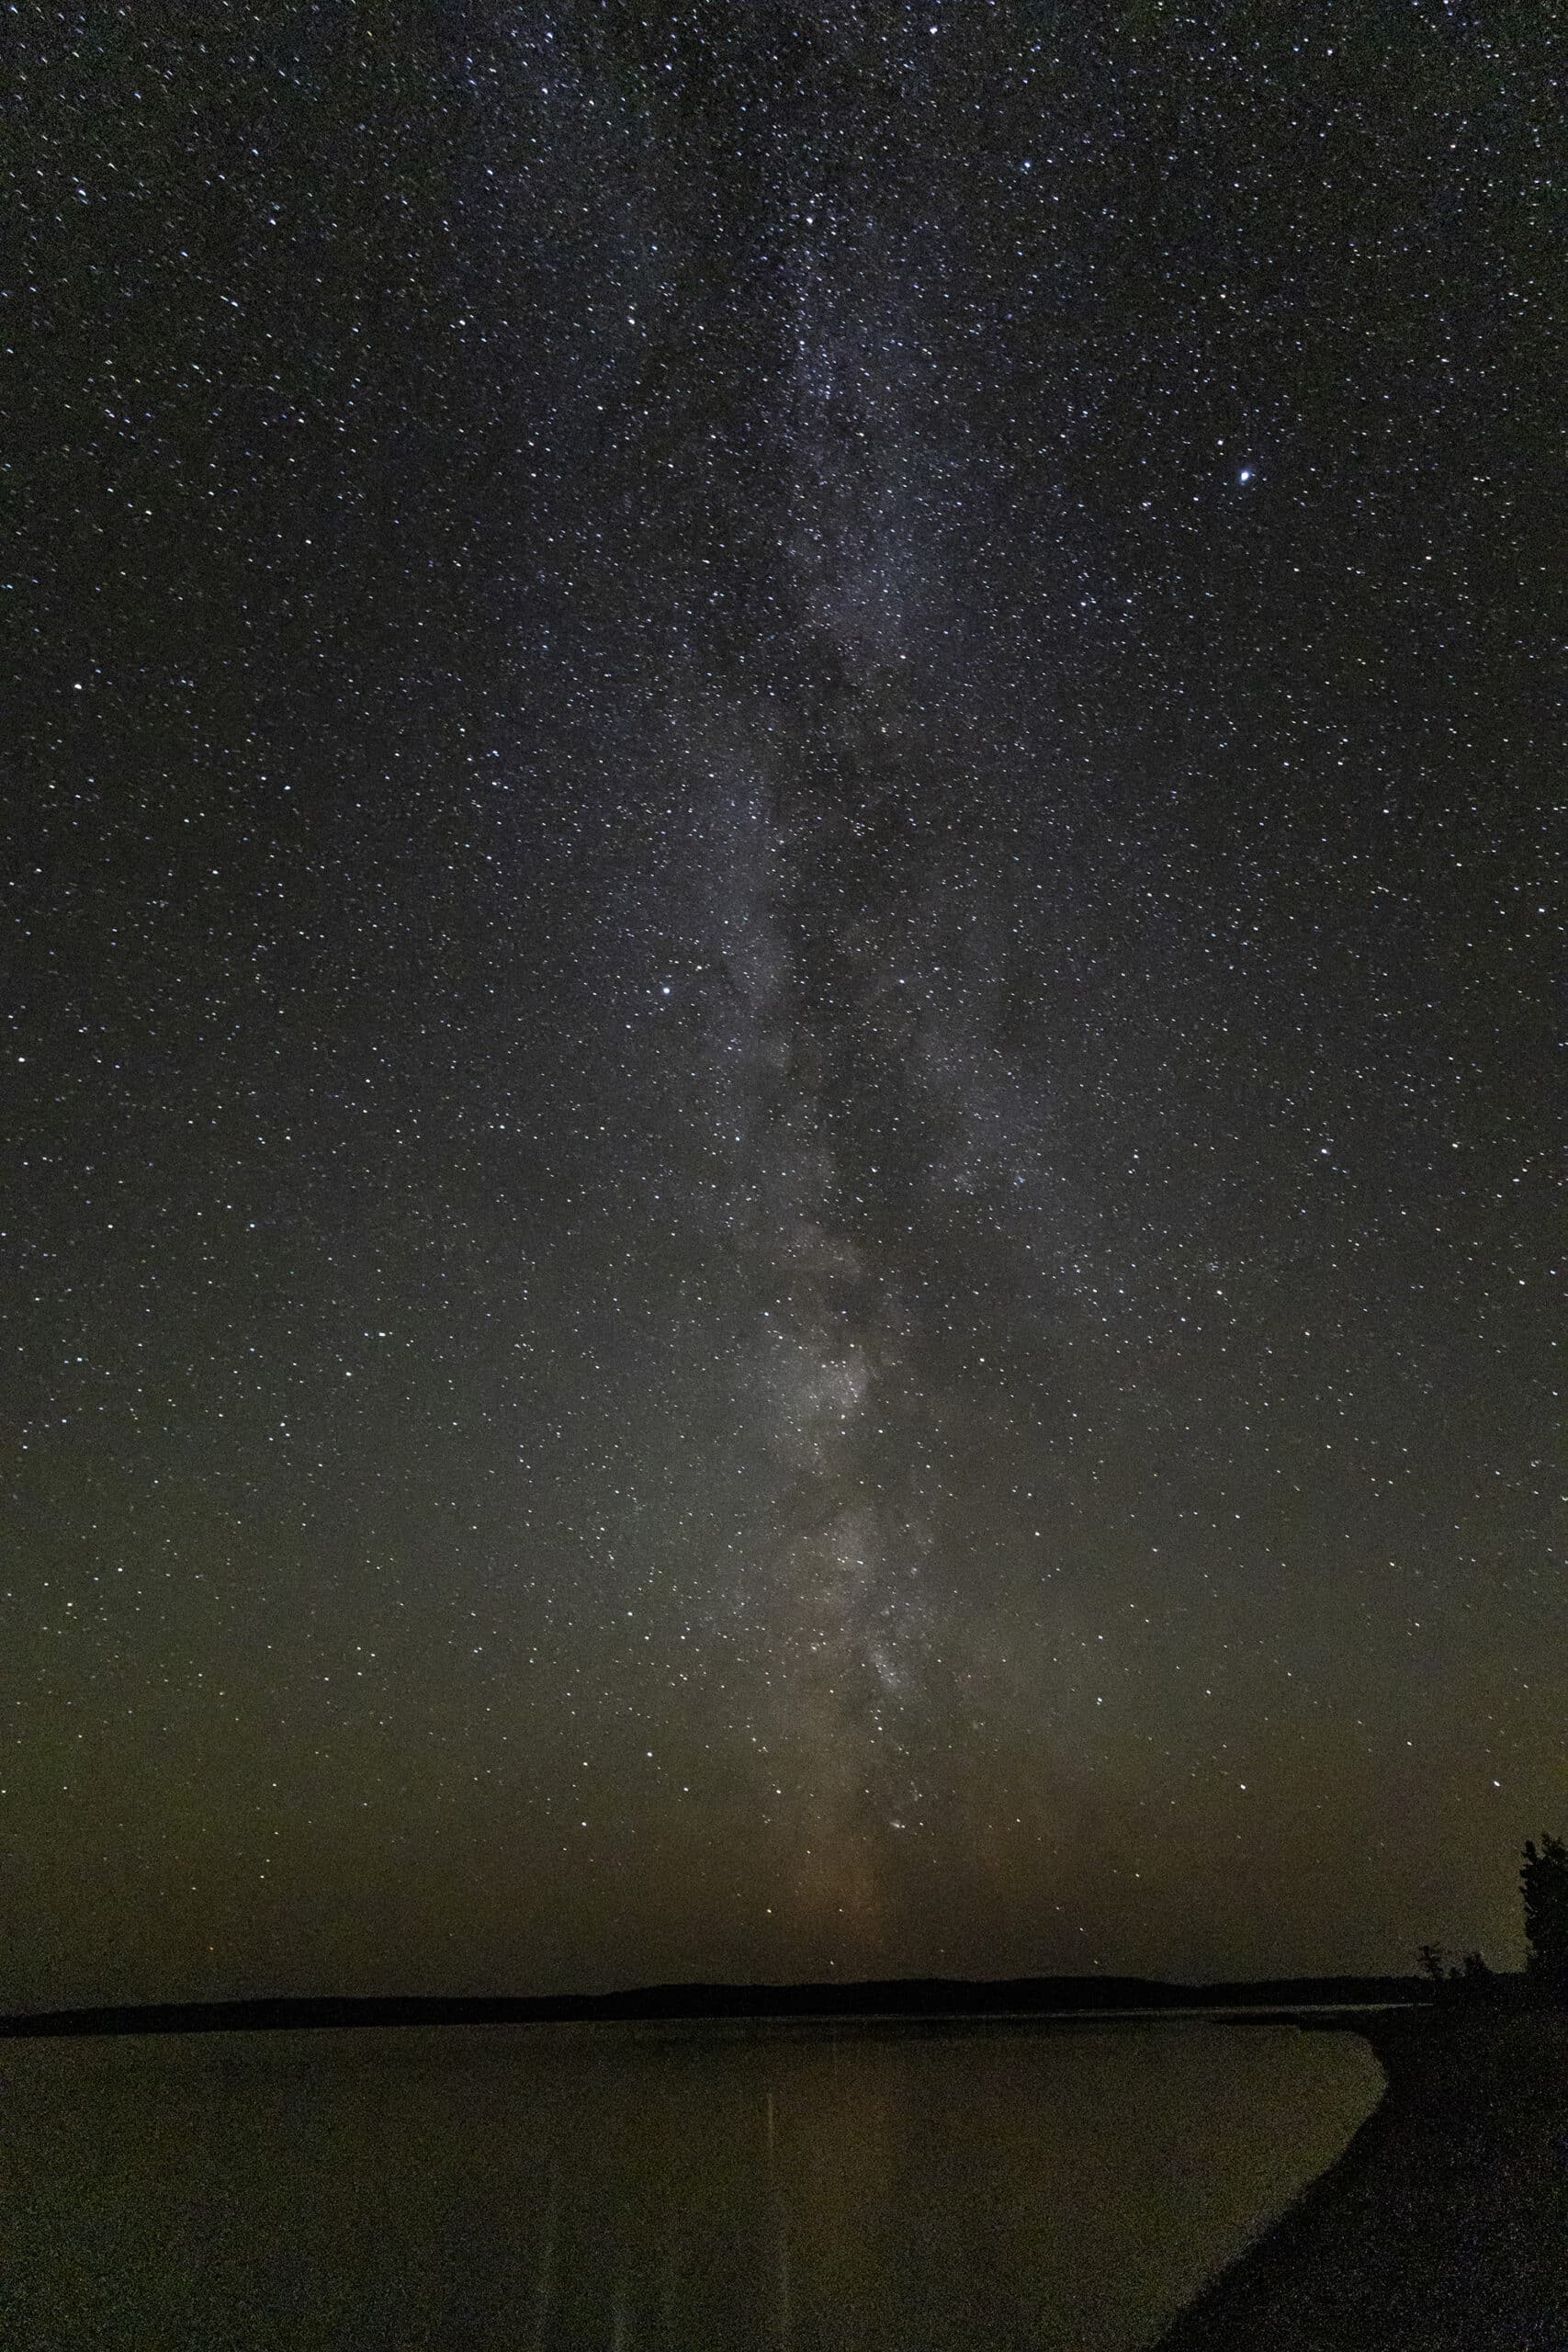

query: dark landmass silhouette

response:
[1,1972,1427,2037]
[1154,2007,1568,2350]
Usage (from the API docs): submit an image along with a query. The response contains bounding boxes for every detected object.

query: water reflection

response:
[4,2018,1382,2350]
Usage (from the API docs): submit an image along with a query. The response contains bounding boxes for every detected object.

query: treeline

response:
[1420,1830,1568,2007]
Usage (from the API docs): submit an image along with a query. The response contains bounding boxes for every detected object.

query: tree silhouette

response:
[1520,1833,1568,1997]
[1417,1941,1448,1989]
[1417,1939,1495,2006]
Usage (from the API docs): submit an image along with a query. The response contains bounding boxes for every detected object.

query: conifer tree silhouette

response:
[1520,1833,1568,1996]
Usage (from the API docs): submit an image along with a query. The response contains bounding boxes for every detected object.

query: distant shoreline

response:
[1,1972,1428,2039]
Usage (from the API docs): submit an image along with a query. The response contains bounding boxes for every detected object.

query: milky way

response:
[8,6,1561,2007]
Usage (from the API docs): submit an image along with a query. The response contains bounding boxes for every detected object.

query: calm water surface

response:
[2,2017,1382,2350]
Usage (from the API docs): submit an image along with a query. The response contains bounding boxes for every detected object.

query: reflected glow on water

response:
[3,2018,1382,2350]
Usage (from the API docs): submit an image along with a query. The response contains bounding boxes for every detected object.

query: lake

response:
[2,2015,1383,2350]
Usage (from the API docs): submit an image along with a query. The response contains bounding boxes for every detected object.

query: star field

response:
[6,4,1562,2007]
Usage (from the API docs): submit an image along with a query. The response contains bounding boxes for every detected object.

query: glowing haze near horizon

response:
[8,6,1561,2009]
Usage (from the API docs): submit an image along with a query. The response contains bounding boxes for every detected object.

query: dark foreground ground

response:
[1156,2009,1568,2351]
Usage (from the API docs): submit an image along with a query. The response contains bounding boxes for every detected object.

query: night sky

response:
[8,5,1562,2012]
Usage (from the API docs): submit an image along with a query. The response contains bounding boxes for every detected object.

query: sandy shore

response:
[1155,2009,1568,2349]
